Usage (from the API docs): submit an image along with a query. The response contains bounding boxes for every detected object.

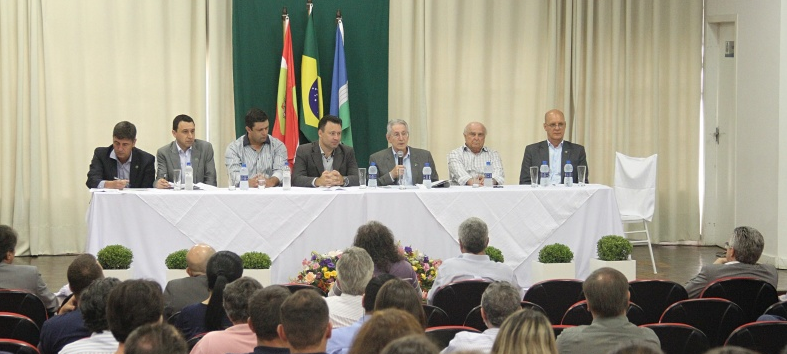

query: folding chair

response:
[614,152,658,273]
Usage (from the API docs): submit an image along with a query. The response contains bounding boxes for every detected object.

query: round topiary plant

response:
[164,249,189,269]
[486,246,504,263]
[538,243,574,263]
[240,251,272,269]
[597,235,633,261]
[97,244,133,269]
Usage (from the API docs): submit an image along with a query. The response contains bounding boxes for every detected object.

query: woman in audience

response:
[348,309,424,354]
[374,278,427,328]
[353,221,421,292]
[175,250,243,339]
[490,309,557,354]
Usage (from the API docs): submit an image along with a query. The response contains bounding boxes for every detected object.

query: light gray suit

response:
[684,262,779,298]
[156,140,217,186]
[368,147,439,186]
[0,263,58,310]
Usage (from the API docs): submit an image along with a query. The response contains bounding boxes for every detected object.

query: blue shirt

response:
[326,314,370,354]
[389,148,412,185]
[548,141,564,184]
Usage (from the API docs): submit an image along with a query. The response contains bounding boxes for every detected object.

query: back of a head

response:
[583,267,629,318]
[380,334,439,354]
[222,277,262,323]
[731,226,765,264]
[353,221,401,272]
[186,243,216,275]
[374,279,427,328]
[106,279,164,343]
[491,309,556,354]
[363,274,397,312]
[608,344,665,354]
[248,286,291,341]
[481,281,522,328]
[67,254,104,297]
[80,277,121,333]
[280,289,329,350]
[348,309,424,354]
[0,225,18,258]
[705,347,761,354]
[205,251,244,330]
[458,217,488,254]
[125,323,187,354]
[336,246,374,295]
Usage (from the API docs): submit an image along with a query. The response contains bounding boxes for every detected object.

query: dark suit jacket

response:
[155,140,217,186]
[519,140,588,184]
[86,146,156,188]
[292,142,359,187]
[163,274,210,318]
[368,147,439,186]
[684,262,779,298]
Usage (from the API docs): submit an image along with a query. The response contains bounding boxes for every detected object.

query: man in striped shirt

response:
[447,122,505,186]
[225,108,288,188]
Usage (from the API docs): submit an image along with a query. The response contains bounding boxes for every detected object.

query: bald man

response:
[519,109,588,185]
[163,244,216,318]
[448,122,505,186]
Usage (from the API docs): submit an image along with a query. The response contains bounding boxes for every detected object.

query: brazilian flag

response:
[299,4,322,143]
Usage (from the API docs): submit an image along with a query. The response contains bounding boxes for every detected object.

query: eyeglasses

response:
[546,123,566,129]
[391,132,409,139]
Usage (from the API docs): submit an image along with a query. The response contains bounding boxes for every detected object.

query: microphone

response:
[397,151,404,165]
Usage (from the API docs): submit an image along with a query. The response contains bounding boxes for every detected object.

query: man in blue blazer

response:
[368,119,439,186]
[293,115,359,187]
[519,109,588,185]
[155,115,217,188]
[86,121,155,189]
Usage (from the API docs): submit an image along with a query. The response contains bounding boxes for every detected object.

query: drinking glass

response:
[358,168,367,189]
[257,174,268,190]
[529,166,539,188]
[173,169,182,191]
[577,166,587,187]
[470,170,480,188]
[398,167,406,189]
[228,172,236,191]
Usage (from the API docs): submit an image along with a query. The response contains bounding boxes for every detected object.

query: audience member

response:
[368,119,439,186]
[352,221,420,292]
[191,277,262,354]
[163,243,216,318]
[684,226,778,297]
[556,268,659,354]
[607,344,665,354]
[225,108,287,188]
[125,323,188,354]
[347,309,423,354]
[327,274,396,354]
[293,115,359,187]
[374,278,427,328]
[519,109,588,185]
[705,347,760,354]
[277,289,332,354]
[86,121,156,189]
[326,247,374,327]
[443,281,521,354]
[489,309,556,354]
[59,277,122,354]
[448,122,504,186]
[39,254,104,354]
[427,217,520,303]
[176,251,242,339]
[0,225,58,311]
[155,114,217,188]
[380,334,440,354]
[106,279,165,354]
[246,286,292,354]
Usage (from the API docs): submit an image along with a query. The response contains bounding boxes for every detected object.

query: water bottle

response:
[282,162,292,190]
[422,163,432,189]
[240,163,249,190]
[540,161,550,187]
[368,162,378,188]
[564,160,573,187]
[484,161,493,187]
[184,162,194,190]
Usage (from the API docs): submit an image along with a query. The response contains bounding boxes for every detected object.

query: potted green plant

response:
[241,251,272,286]
[164,249,189,282]
[485,246,504,263]
[531,243,576,283]
[97,244,133,280]
[589,235,636,280]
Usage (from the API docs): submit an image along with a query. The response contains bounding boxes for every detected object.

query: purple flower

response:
[327,262,335,268]
[423,256,429,263]
[311,254,317,261]
[405,246,413,254]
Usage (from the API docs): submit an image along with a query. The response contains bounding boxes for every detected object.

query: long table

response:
[85,184,624,288]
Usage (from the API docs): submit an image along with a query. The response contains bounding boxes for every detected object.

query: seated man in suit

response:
[0,225,58,312]
[225,108,288,188]
[155,114,217,188]
[293,115,359,187]
[684,226,778,298]
[86,121,156,189]
[162,243,215,318]
[519,109,588,185]
[369,119,439,186]
[448,122,504,186]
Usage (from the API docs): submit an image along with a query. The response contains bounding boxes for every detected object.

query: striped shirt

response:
[58,331,118,354]
[224,134,287,183]
[447,145,505,185]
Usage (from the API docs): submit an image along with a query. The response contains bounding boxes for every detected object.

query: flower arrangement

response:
[292,250,343,294]
[399,244,442,299]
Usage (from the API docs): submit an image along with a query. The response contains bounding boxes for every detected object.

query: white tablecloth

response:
[86,184,623,287]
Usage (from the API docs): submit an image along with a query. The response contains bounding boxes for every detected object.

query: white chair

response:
[614,152,658,274]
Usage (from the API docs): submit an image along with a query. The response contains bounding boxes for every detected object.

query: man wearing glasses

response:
[519,109,588,185]
[368,119,439,186]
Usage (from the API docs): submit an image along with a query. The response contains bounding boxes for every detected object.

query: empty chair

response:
[0,290,49,329]
[523,279,584,325]
[724,321,787,354]
[463,305,486,331]
[560,300,647,326]
[614,152,658,274]
[281,283,327,297]
[423,304,451,328]
[425,326,481,350]
[431,280,491,325]
[0,312,40,347]
[640,323,709,354]
[629,280,688,324]
[699,277,778,322]
[659,298,746,347]
[521,301,547,314]
[763,300,787,319]
[0,339,40,354]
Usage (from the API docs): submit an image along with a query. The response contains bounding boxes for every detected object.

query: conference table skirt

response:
[85,184,624,288]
